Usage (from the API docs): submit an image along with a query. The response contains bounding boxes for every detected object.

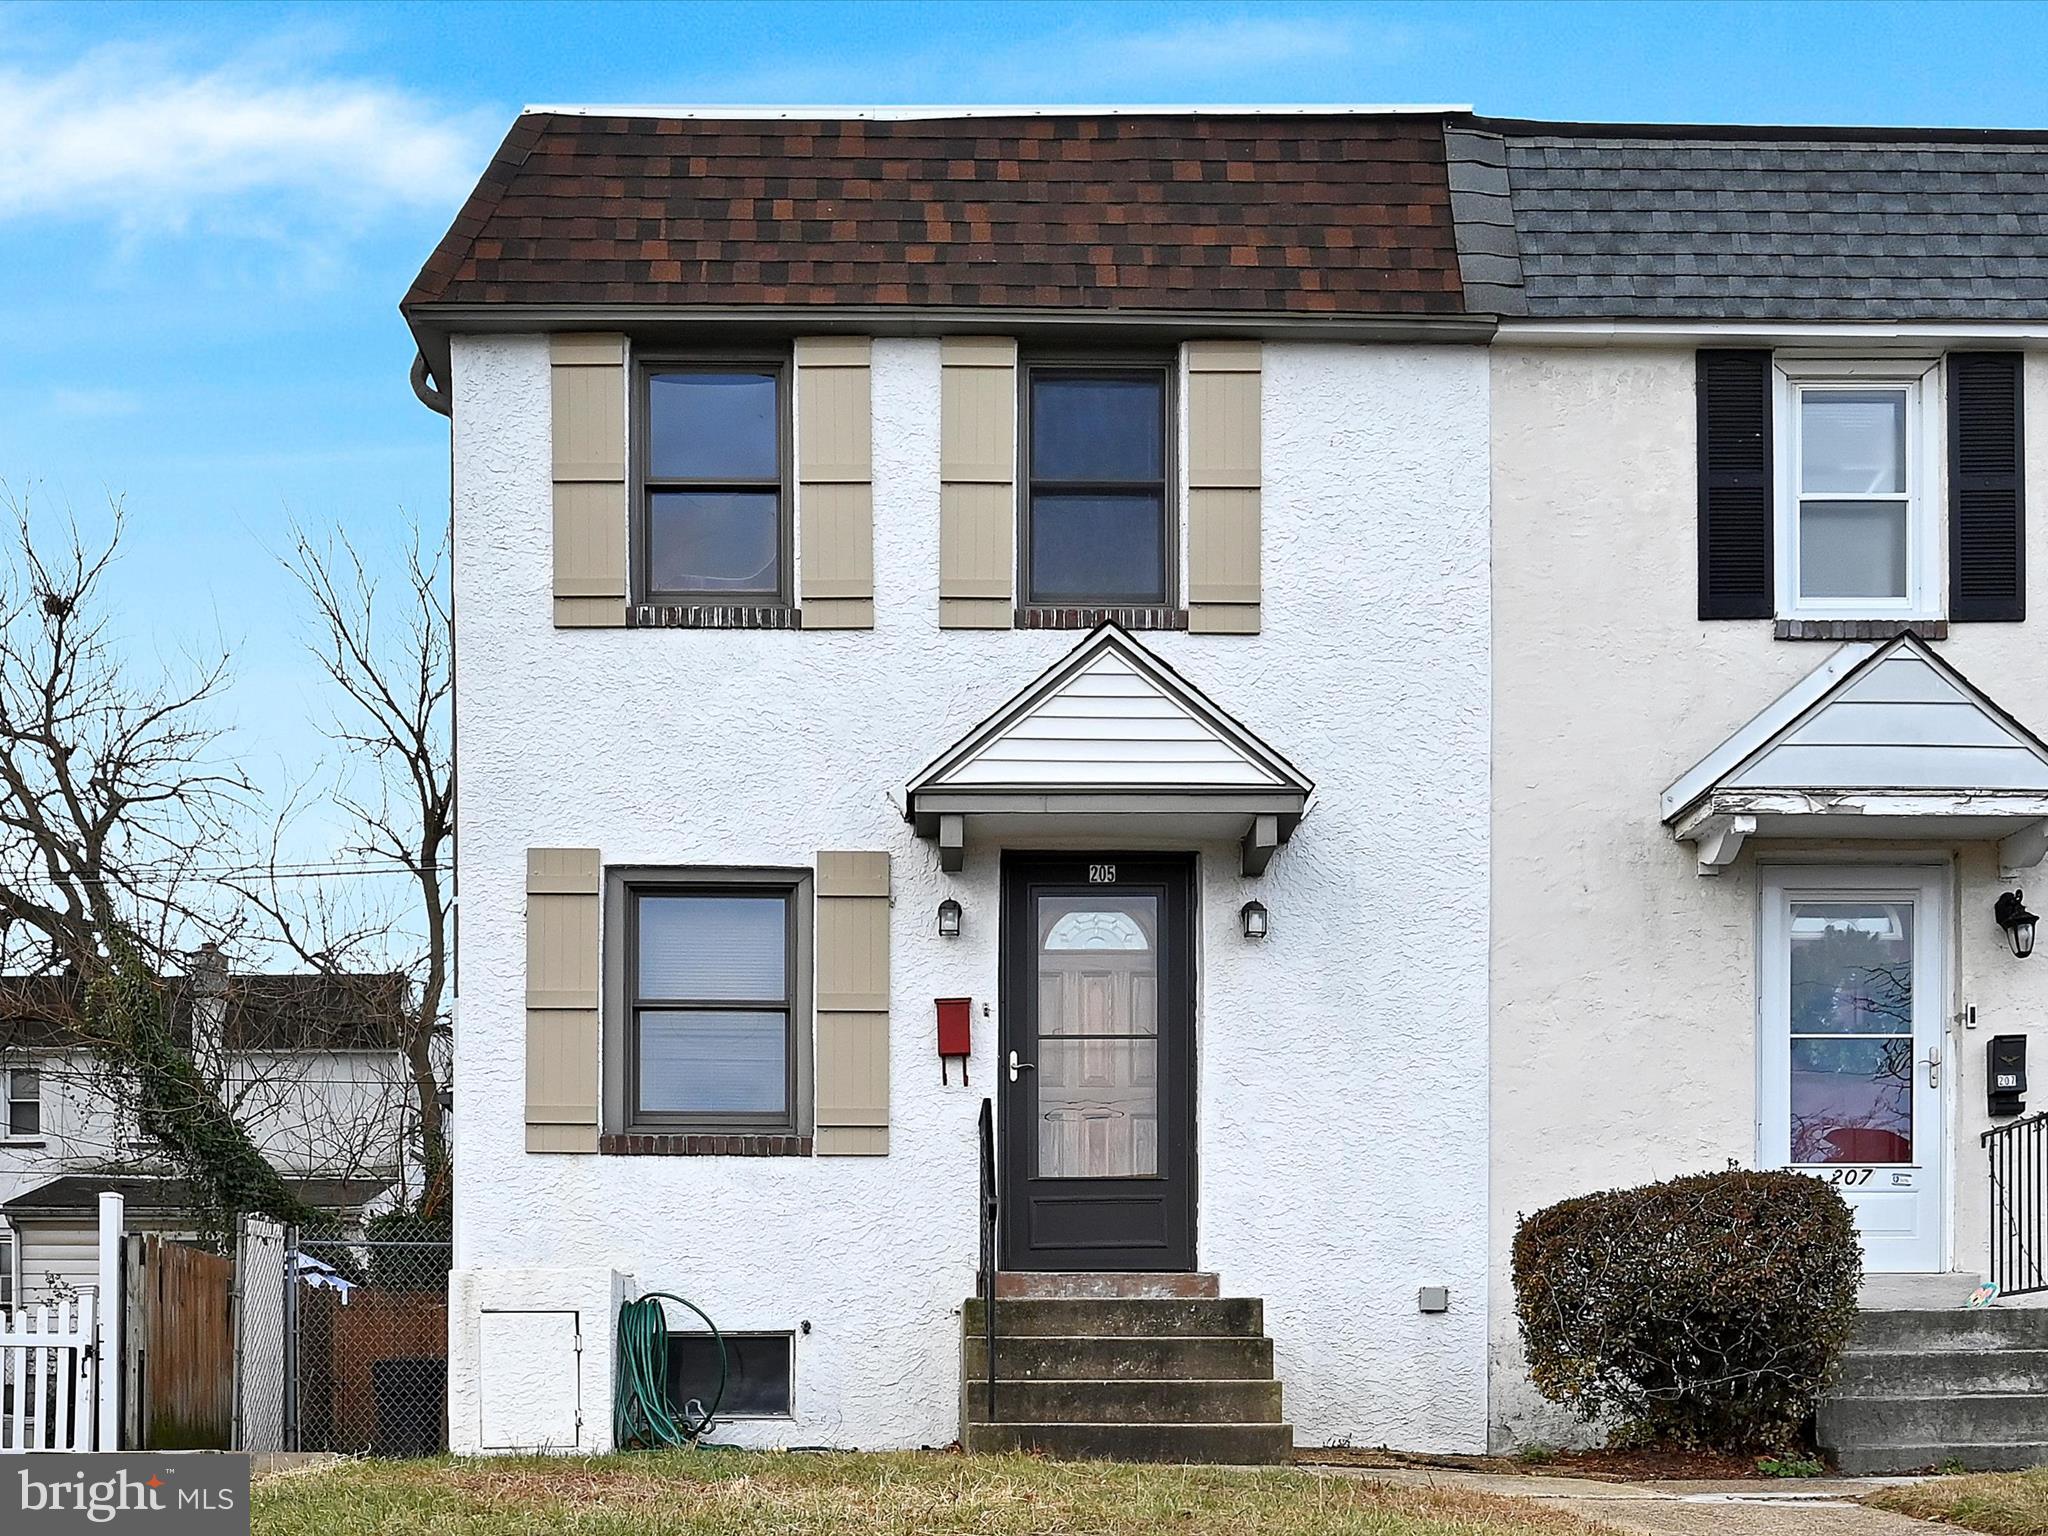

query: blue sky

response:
[3,0,2045,806]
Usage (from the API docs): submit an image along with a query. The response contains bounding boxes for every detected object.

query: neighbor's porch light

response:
[1998,890,2038,959]
[937,898,963,940]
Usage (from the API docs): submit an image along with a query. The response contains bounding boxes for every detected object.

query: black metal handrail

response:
[977,1097,999,1422]
[1984,1111,2048,1296]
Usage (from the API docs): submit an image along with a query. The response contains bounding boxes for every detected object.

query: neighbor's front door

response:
[1760,865,1948,1273]
[999,854,1196,1272]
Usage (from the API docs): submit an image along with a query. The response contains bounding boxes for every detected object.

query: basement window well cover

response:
[668,1331,793,1418]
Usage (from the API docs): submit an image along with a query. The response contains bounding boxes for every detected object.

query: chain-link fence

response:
[287,1235,450,1456]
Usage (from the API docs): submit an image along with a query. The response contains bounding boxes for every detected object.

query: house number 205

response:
[1088,864,1117,884]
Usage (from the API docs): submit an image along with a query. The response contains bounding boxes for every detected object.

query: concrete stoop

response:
[1819,1304,2048,1474]
[960,1290,1293,1463]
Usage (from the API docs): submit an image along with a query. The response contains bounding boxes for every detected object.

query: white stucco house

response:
[406,105,2048,1470]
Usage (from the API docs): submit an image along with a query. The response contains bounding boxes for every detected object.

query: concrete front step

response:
[1821,1391,2048,1448]
[963,1297,1264,1338]
[1851,1308,2048,1352]
[961,1419,1294,1463]
[1834,1347,2048,1396]
[963,1377,1282,1425]
[994,1272,1221,1300]
[1834,1440,2048,1476]
[964,1333,1274,1382]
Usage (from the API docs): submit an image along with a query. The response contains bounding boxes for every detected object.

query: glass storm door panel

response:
[1000,856,1195,1273]
[1761,868,1947,1273]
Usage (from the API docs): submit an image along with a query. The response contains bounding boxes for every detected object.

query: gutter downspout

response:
[410,352,451,417]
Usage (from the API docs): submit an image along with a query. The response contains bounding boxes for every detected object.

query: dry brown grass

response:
[1868,1468,2048,1535]
[253,1450,1620,1536]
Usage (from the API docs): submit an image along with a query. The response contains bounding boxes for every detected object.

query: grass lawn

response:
[253,1450,1614,1536]
[1868,1468,2048,1534]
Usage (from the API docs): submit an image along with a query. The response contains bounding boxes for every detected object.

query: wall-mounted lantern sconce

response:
[1998,890,2038,959]
[1239,900,1269,941]
[937,898,963,940]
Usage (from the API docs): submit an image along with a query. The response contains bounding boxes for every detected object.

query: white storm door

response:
[1760,865,1947,1273]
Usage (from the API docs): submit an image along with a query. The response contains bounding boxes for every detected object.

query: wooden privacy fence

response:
[130,1236,234,1450]
[0,1296,97,1451]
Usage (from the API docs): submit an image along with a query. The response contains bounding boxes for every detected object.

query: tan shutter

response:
[795,337,875,628]
[526,848,600,1153]
[939,337,1016,628]
[1186,341,1262,634]
[551,334,628,628]
[813,851,890,1155]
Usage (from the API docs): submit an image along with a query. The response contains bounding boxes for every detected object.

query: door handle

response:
[1923,1045,1941,1088]
[1007,1050,1034,1083]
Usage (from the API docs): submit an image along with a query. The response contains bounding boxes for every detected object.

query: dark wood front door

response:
[999,853,1196,1271]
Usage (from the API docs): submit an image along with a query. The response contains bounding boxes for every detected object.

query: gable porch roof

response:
[1661,633,2048,875]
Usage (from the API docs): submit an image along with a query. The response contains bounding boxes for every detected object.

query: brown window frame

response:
[631,352,795,610]
[604,868,814,1138]
[1018,354,1179,612]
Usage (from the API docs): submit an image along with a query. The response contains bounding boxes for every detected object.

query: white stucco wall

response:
[1488,343,2048,1449]
[448,332,1493,1451]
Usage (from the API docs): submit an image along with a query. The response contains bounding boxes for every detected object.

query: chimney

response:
[186,943,229,1083]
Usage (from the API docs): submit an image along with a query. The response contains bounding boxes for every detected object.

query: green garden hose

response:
[614,1292,727,1450]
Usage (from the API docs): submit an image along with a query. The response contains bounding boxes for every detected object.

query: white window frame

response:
[1,1063,41,1144]
[0,1224,13,1311]
[1773,356,1945,621]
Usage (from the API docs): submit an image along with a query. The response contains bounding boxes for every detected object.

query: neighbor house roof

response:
[1450,118,2048,321]
[2,1175,394,1218]
[0,972,410,1054]
[401,110,1469,326]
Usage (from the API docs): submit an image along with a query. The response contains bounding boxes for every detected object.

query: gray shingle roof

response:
[1454,121,2048,321]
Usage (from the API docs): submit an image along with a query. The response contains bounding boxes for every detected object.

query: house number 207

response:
[1088,864,1117,884]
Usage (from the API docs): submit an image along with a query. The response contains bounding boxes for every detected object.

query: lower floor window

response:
[667,1331,793,1418]
[611,871,811,1136]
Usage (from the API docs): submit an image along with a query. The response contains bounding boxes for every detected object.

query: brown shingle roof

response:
[402,111,1467,320]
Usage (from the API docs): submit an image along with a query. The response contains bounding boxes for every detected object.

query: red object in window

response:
[936,998,973,1060]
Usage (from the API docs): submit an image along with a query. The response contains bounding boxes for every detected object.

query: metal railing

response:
[1985,1111,2048,1296]
[977,1097,999,1422]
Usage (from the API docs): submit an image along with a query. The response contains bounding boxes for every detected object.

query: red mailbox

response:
[936,997,973,1083]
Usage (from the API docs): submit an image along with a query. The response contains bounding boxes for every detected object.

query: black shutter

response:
[1697,349,1774,619]
[1949,351,2026,623]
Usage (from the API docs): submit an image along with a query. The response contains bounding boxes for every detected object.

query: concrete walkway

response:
[1319,1467,1939,1534]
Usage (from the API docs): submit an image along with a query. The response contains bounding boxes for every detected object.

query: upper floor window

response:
[1776,359,1941,619]
[4,1065,40,1140]
[637,360,790,606]
[1022,361,1174,609]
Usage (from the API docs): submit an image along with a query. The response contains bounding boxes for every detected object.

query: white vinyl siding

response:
[937,646,1289,789]
[1727,651,2048,793]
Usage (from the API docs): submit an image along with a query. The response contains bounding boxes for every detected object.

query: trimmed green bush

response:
[1512,1167,1862,1450]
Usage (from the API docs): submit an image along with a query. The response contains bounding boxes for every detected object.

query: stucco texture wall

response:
[1488,345,2048,1449]
[448,334,1493,1451]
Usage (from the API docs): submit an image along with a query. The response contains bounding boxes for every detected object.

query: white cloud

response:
[48,385,141,419]
[699,10,1419,103]
[0,39,496,229]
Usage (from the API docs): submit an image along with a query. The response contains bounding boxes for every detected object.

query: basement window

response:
[667,1331,793,1419]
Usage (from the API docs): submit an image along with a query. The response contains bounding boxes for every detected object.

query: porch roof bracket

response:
[2002,819,2048,880]
[1242,814,1281,877]
[938,813,966,874]
[1680,810,1757,877]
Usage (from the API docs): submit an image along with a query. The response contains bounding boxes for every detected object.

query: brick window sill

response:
[600,1133,812,1157]
[1775,618,1948,642]
[628,605,801,630]
[1018,606,1188,631]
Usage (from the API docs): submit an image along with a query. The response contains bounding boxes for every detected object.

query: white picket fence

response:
[0,1295,97,1451]
[0,1191,123,1454]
